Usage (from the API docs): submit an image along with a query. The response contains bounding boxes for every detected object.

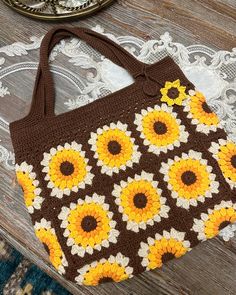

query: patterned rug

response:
[0,236,71,295]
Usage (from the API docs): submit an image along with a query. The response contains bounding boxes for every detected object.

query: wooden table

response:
[0,1,236,294]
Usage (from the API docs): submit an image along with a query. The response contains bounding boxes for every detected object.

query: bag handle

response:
[30,26,145,118]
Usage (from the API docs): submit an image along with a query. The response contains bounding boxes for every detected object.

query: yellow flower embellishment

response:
[41,141,94,198]
[75,253,133,285]
[113,171,170,232]
[160,150,219,209]
[183,90,220,134]
[15,162,43,214]
[134,104,189,155]
[58,194,119,257]
[160,79,187,106]
[88,121,141,176]
[34,219,68,274]
[138,228,191,270]
[209,139,236,189]
[192,201,236,241]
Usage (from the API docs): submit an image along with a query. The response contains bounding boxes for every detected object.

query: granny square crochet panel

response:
[10,27,236,286]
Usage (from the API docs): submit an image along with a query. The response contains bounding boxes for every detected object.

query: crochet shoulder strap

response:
[30,26,145,118]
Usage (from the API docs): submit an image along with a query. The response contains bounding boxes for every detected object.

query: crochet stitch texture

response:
[10,26,236,286]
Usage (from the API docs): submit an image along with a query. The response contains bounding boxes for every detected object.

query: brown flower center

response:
[60,161,74,176]
[81,215,97,232]
[108,140,121,155]
[153,121,167,135]
[162,252,175,263]
[218,220,231,231]
[202,101,212,113]
[231,155,236,169]
[181,170,197,185]
[98,277,114,284]
[167,87,179,99]
[133,193,148,209]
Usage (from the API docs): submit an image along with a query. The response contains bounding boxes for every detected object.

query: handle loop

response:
[134,63,164,97]
[30,26,145,118]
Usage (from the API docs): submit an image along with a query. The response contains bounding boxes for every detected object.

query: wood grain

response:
[0,1,236,294]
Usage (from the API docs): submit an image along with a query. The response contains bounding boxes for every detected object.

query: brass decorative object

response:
[2,0,114,20]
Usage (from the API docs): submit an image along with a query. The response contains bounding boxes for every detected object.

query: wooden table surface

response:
[0,1,236,294]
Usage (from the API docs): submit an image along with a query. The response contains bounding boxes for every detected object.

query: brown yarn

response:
[10,26,236,286]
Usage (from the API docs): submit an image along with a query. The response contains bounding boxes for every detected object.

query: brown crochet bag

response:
[10,26,236,286]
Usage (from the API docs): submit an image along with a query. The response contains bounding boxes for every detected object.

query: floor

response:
[0,236,70,294]
[0,1,236,295]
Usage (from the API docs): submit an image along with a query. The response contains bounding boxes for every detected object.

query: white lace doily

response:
[0,26,236,241]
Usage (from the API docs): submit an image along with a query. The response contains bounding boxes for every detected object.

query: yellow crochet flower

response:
[142,109,179,145]
[58,194,119,257]
[183,90,220,134]
[160,150,219,209]
[97,129,133,167]
[189,91,219,125]
[134,104,188,155]
[76,253,133,285]
[192,201,236,241]
[113,171,170,232]
[218,142,236,181]
[68,203,110,248]
[34,219,67,274]
[48,150,86,189]
[209,139,236,188]
[81,261,128,285]
[160,79,187,106]
[89,121,141,176]
[138,228,191,270]
[15,162,43,214]
[41,141,94,198]
[168,159,210,198]
[209,139,236,189]
[119,180,161,222]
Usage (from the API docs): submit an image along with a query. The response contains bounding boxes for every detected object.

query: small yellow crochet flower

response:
[76,253,133,285]
[160,79,187,106]
[192,201,236,241]
[138,228,191,270]
[34,219,67,274]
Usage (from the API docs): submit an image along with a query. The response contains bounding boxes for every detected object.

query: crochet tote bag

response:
[10,26,236,286]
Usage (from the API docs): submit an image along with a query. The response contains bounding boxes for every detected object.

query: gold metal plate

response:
[2,0,115,21]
